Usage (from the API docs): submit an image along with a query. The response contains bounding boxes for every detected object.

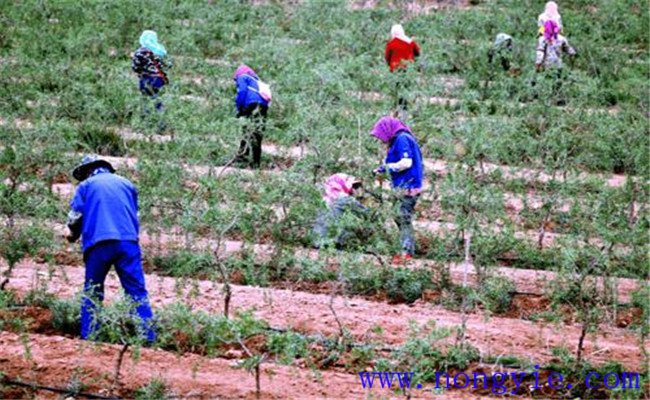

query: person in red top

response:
[385,24,421,72]
[385,24,420,111]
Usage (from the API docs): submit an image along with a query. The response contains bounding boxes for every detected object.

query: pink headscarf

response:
[543,20,560,42]
[543,1,560,20]
[370,116,412,143]
[233,64,258,80]
[323,173,359,207]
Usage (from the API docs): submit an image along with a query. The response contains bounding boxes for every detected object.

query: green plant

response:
[267,330,310,365]
[134,378,171,400]
[479,275,515,314]
[49,298,81,336]
[384,267,434,304]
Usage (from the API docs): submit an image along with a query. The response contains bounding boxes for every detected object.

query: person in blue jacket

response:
[371,116,424,264]
[233,64,270,168]
[67,155,156,342]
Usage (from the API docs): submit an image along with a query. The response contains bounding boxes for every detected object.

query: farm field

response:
[0,0,648,399]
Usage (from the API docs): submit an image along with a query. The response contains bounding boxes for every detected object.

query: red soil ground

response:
[6,261,647,371]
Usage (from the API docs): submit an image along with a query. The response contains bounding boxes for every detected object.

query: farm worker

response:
[385,24,421,73]
[371,116,423,264]
[537,1,563,36]
[67,155,156,342]
[488,33,514,72]
[132,30,171,132]
[535,20,575,104]
[535,20,576,72]
[233,64,271,169]
[313,174,368,250]
[385,24,421,111]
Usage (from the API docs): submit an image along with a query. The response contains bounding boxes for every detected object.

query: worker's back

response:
[385,38,420,72]
[71,171,139,251]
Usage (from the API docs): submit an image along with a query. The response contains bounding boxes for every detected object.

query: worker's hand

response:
[372,166,386,175]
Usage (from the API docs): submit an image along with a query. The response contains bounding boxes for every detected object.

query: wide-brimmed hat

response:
[72,154,115,181]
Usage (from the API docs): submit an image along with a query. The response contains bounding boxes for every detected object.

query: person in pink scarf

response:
[536,20,575,71]
[313,174,368,250]
[534,20,576,105]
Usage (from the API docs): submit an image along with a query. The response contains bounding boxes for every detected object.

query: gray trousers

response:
[396,195,418,255]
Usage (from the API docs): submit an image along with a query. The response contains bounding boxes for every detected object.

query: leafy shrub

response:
[346,345,375,371]
[77,124,125,156]
[479,275,515,314]
[49,298,80,336]
[267,330,310,365]
[385,268,434,304]
[381,320,477,385]
[155,303,267,356]
[150,251,216,278]
[341,262,384,298]
[135,378,170,400]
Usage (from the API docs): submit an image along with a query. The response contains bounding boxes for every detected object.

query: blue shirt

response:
[385,131,424,190]
[235,74,269,112]
[70,172,140,252]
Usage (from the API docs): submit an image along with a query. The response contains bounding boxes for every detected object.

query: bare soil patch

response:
[349,0,473,13]
[6,262,647,370]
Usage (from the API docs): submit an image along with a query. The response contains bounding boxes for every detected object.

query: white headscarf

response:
[390,24,413,44]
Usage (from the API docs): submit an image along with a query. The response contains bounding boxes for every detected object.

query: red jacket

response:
[385,38,420,72]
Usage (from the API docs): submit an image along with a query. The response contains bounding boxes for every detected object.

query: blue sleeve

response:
[70,184,85,213]
[392,135,413,161]
[235,76,248,112]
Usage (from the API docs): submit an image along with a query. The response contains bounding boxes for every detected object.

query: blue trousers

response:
[81,240,156,342]
[139,76,165,112]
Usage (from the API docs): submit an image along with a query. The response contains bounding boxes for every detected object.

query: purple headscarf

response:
[543,20,560,42]
[370,116,412,143]
[233,64,258,80]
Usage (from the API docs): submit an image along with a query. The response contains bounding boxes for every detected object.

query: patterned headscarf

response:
[390,24,413,44]
[370,116,412,143]
[323,173,360,207]
[233,64,258,80]
[543,20,560,42]
[139,30,167,57]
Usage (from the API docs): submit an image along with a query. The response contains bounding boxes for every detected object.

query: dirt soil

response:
[348,0,473,12]
[6,261,647,371]
[37,215,643,305]
[0,331,490,399]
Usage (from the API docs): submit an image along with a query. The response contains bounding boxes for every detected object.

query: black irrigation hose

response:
[1,378,121,399]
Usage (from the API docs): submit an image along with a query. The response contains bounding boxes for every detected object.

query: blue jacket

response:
[385,131,424,190]
[235,74,269,112]
[70,171,140,252]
